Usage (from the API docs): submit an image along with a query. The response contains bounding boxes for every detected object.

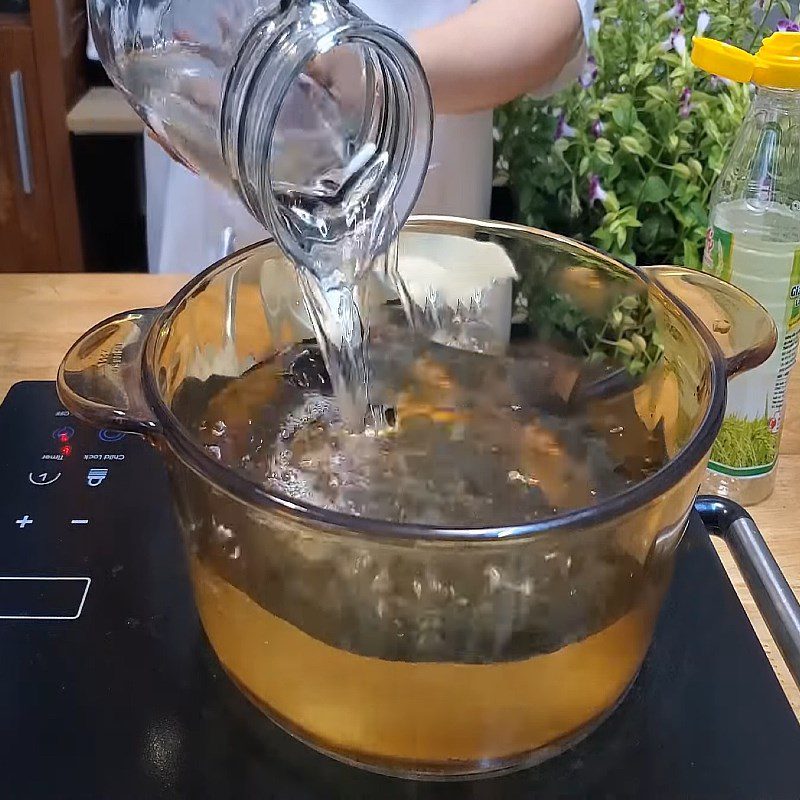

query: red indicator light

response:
[60,444,72,457]
[59,433,70,443]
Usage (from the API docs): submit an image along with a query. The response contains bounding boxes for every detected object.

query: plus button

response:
[15,516,33,529]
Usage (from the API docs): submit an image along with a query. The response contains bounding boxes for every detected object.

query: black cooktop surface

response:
[1,382,799,799]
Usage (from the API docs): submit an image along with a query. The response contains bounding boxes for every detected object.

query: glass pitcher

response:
[88,0,433,263]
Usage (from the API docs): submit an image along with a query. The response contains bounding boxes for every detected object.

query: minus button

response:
[71,519,89,525]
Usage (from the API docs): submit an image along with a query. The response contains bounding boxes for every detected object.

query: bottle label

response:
[703,226,733,283]
[702,225,800,478]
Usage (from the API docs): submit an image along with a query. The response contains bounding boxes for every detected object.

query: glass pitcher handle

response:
[696,495,800,690]
[647,266,778,378]
[57,308,162,436]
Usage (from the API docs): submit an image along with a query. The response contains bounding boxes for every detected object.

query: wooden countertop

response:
[67,87,143,135]
[1,272,799,716]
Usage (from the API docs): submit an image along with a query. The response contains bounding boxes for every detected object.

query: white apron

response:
[146,0,591,274]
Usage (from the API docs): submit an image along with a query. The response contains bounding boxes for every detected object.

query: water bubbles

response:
[212,518,241,560]
[371,568,391,593]
[204,444,222,460]
[190,315,668,527]
[485,565,502,593]
[507,469,539,487]
[211,420,227,437]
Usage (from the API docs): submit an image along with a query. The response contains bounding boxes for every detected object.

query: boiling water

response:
[189,320,669,526]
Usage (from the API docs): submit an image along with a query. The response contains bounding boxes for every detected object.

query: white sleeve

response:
[528,0,596,100]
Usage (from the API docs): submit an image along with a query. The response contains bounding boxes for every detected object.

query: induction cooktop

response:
[1,381,799,799]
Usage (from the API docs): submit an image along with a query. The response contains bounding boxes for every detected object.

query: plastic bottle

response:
[692,33,800,504]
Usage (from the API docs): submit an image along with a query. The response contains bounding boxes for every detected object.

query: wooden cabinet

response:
[0,21,59,269]
[0,5,85,272]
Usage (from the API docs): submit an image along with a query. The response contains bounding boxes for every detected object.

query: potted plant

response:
[494,0,799,266]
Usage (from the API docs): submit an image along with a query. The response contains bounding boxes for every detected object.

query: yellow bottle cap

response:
[691,37,755,83]
[692,32,800,88]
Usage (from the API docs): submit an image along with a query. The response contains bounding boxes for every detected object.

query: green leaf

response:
[603,192,620,213]
[519,183,533,210]
[593,228,614,249]
[611,98,635,131]
[553,138,570,155]
[683,240,701,269]
[672,163,693,180]
[645,85,670,102]
[639,216,662,247]
[620,136,646,156]
[641,176,671,203]
[618,207,642,228]
[595,137,613,153]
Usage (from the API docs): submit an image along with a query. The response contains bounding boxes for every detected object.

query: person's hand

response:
[304,44,367,122]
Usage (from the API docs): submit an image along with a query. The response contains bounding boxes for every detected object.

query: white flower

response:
[696,10,711,35]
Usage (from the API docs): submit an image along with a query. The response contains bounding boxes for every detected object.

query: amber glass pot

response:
[59,219,778,778]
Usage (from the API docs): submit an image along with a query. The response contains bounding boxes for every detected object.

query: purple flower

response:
[588,175,607,206]
[679,87,694,118]
[709,75,734,90]
[555,111,577,140]
[662,28,687,56]
[777,18,800,32]
[696,10,711,35]
[590,119,605,138]
[579,56,598,89]
[667,0,686,20]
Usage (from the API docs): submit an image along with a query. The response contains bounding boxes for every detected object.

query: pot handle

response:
[57,308,162,436]
[696,495,800,690]
[647,266,777,378]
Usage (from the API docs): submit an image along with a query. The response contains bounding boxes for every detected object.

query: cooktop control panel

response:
[0,386,149,622]
[1,382,799,800]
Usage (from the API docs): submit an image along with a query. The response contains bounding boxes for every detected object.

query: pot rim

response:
[142,216,726,541]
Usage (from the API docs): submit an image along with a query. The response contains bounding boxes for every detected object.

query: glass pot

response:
[58,218,792,779]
